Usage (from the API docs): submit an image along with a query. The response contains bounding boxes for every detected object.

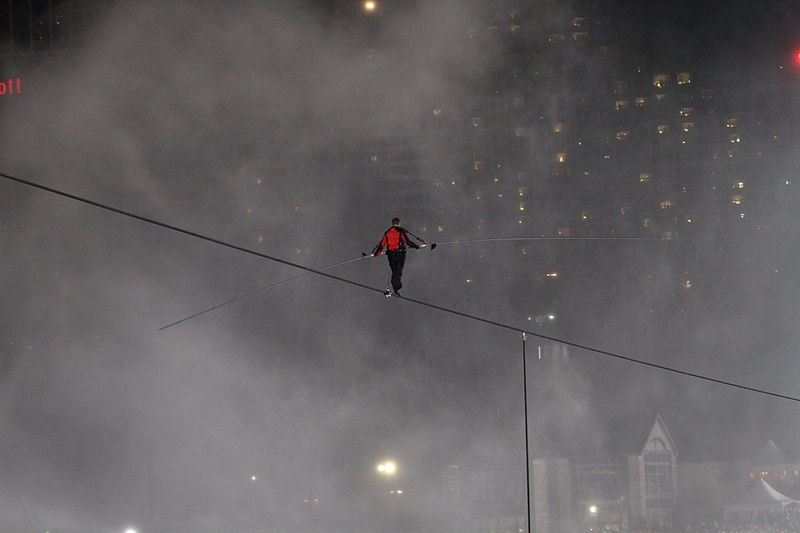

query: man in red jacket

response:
[372,217,426,296]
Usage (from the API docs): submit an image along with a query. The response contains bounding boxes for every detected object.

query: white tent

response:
[724,477,800,521]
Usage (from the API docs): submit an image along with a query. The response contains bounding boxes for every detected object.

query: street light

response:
[588,505,598,532]
[363,1,377,13]
[376,460,397,476]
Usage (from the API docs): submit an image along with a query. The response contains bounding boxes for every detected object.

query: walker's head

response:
[391,217,400,226]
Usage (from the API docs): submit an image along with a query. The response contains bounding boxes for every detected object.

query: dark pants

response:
[386,250,406,292]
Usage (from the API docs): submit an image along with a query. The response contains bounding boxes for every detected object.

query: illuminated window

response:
[620,206,630,215]
[681,122,695,132]
[725,118,739,128]
[614,81,628,94]
[659,200,673,209]
[437,225,445,232]
[546,272,559,278]
[615,130,631,141]
[510,24,521,33]
[679,107,694,117]
[635,97,647,107]
[643,217,653,228]
[657,124,669,134]
[572,17,588,27]
[558,227,573,237]
[581,211,591,221]
[472,117,481,127]
[519,201,526,211]
[255,178,263,184]
[492,176,501,183]
[556,152,567,163]
[432,179,443,188]
[728,134,741,143]
[369,155,379,162]
[432,108,442,115]
[547,33,565,43]
[518,187,527,196]
[727,150,736,158]
[731,194,744,205]
[653,74,669,88]
[614,100,630,111]
[686,215,694,223]
[654,93,667,102]
[640,172,652,183]
[677,72,691,85]
[572,32,588,40]
[732,180,744,189]
[514,126,526,137]
[553,122,566,133]
[473,161,483,171]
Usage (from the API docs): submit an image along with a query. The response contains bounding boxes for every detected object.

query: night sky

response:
[1,1,800,532]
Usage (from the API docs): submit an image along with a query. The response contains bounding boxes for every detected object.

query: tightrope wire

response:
[2,170,799,404]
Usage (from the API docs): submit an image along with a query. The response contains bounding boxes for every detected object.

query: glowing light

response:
[125,529,138,533]
[251,475,257,482]
[377,461,397,475]
[589,505,598,515]
[363,1,377,12]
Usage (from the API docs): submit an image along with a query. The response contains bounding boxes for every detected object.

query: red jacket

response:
[372,226,420,256]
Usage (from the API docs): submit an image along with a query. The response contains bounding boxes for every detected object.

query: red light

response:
[794,50,800,66]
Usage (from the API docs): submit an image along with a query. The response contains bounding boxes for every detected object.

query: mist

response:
[2,1,800,532]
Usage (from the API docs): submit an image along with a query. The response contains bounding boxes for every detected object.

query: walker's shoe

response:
[384,289,392,298]
[394,290,401,297]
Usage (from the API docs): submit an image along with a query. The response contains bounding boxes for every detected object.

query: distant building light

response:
[677,72,692,85]
[546,272,559,278]
[639,172,652,183]
[653,74,669,88]
[635,96,647,107]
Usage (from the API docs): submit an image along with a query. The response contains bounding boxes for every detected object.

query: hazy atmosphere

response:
[2,1,800,532]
